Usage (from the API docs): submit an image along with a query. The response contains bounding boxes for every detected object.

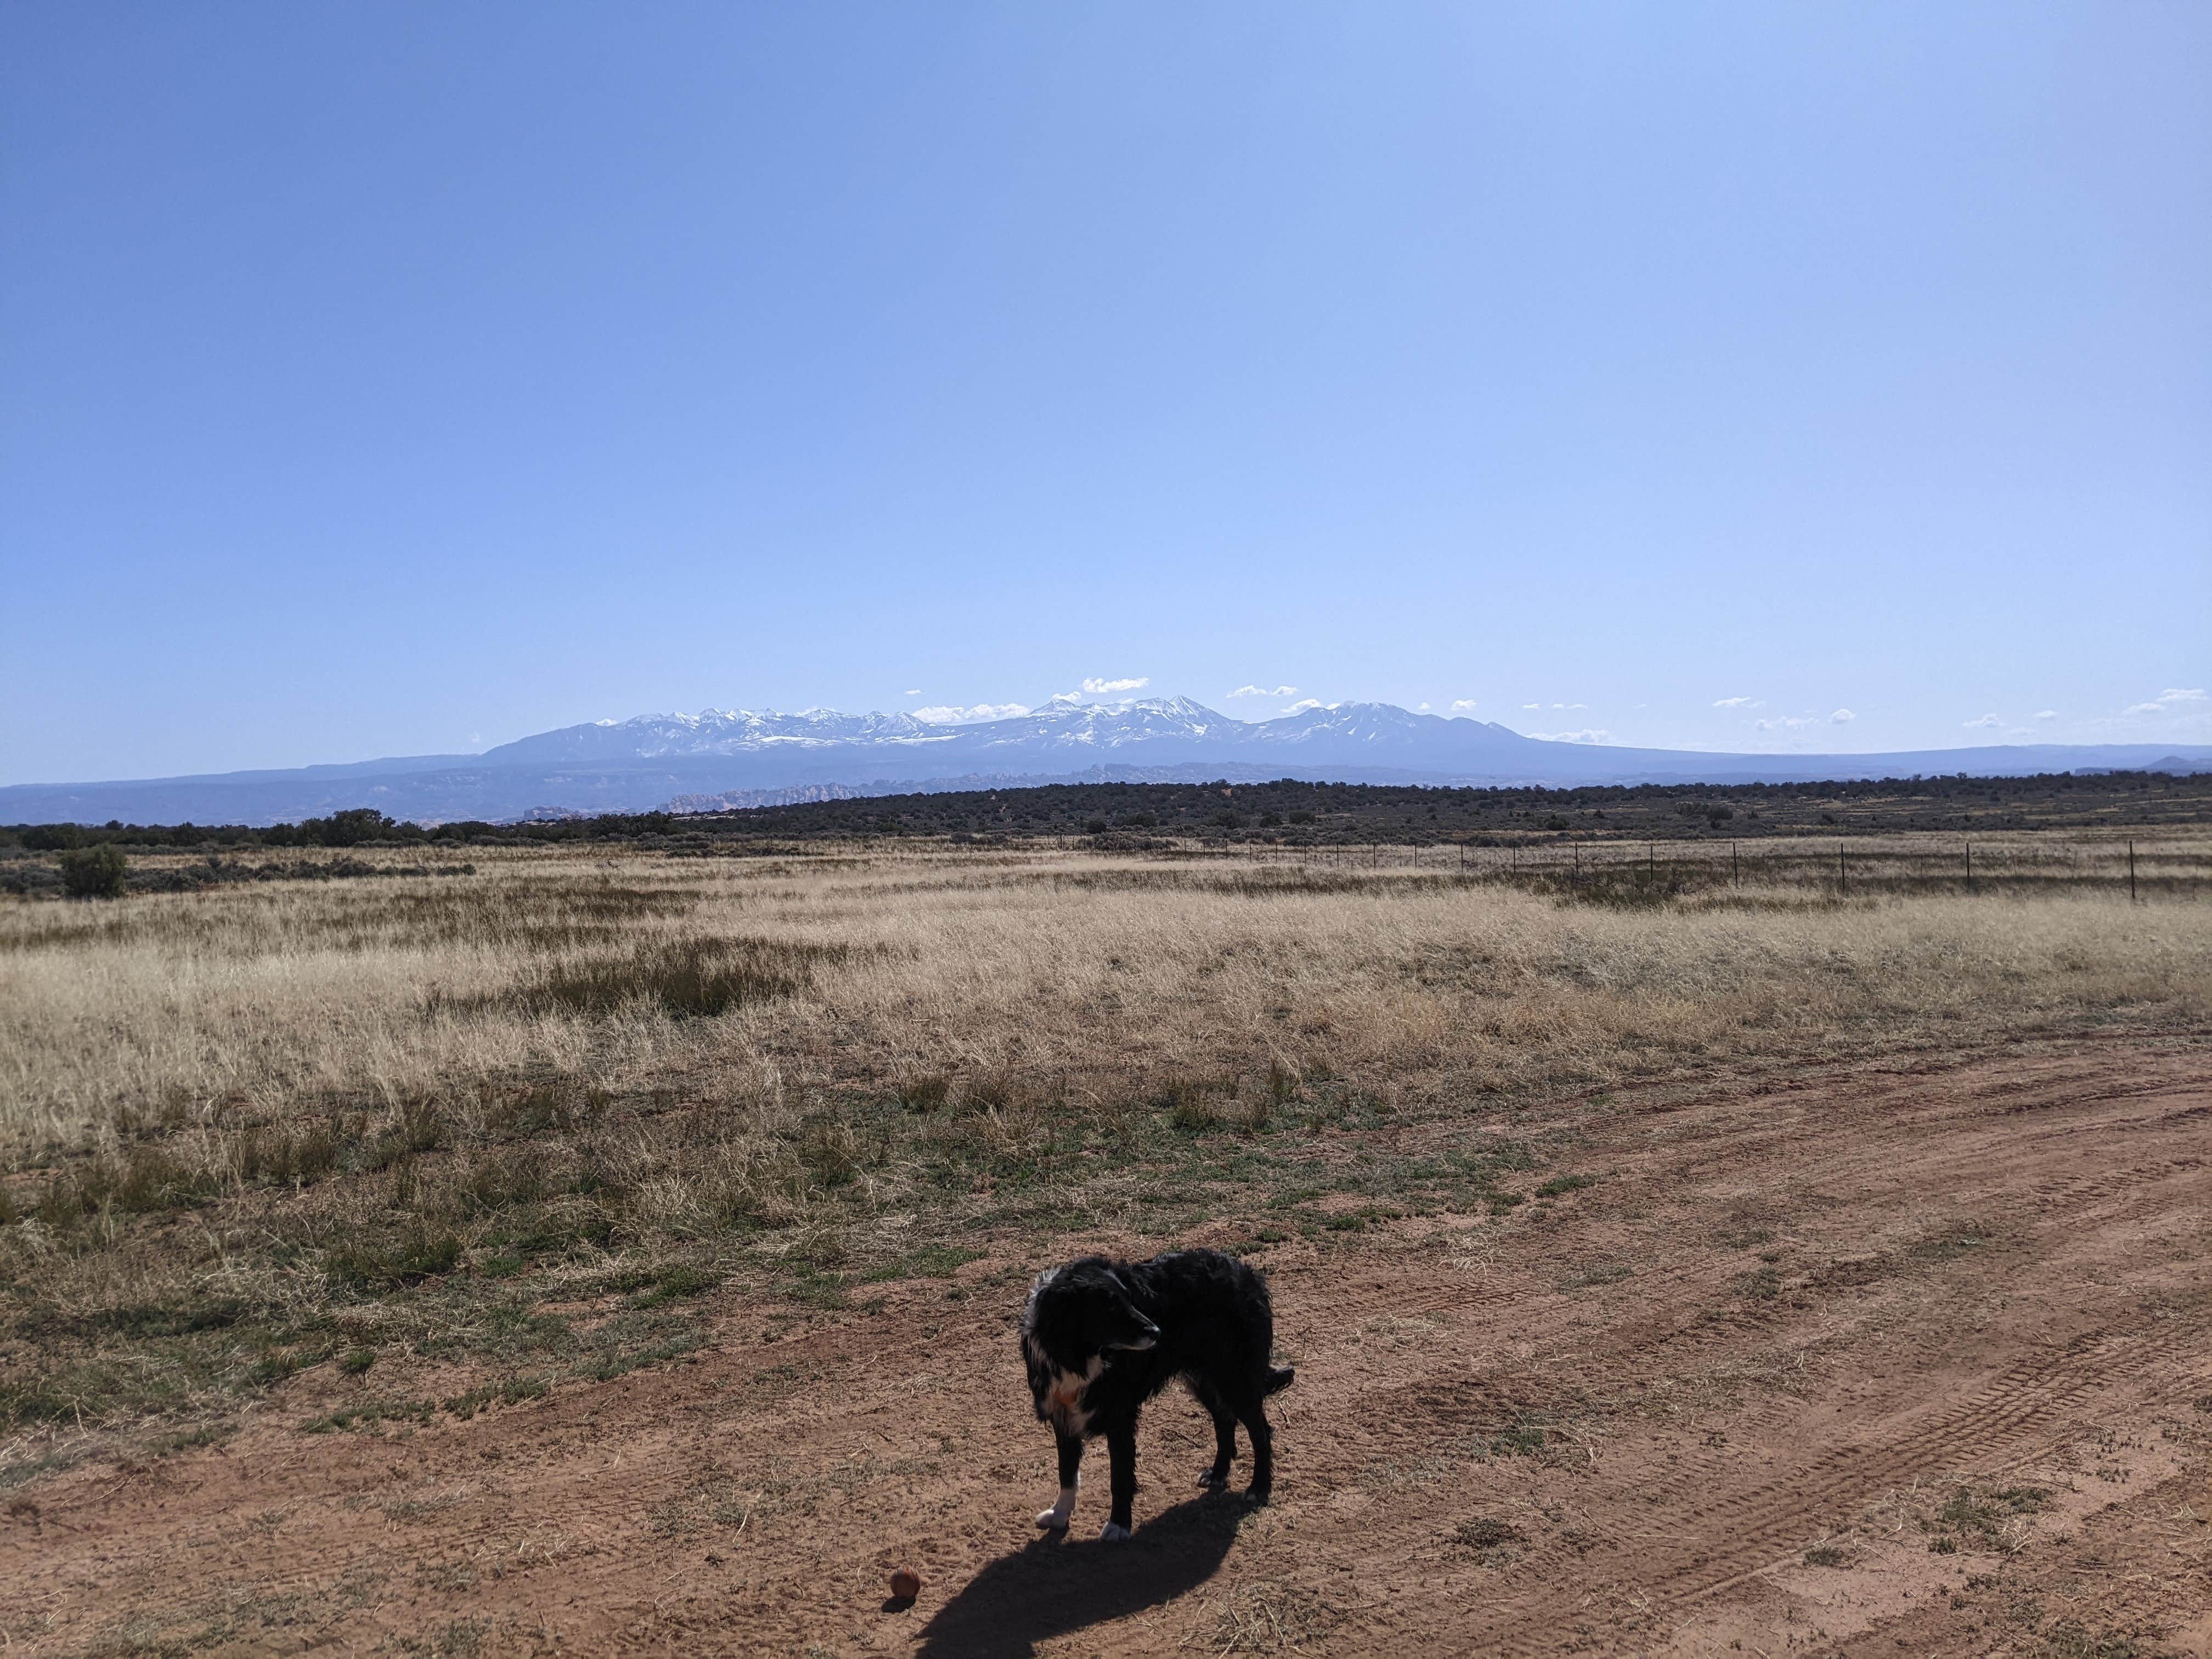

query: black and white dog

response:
[1020,1249,1294,1541]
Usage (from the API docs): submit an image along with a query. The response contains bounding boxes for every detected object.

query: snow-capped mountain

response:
[479,696,1541,771]
[6,697,2207,826]
[482,707,944,763]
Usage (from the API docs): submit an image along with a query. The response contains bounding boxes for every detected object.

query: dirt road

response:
[7,1042,2209,1656]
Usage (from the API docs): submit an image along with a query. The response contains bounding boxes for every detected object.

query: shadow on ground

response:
[915,1495,1252,1658]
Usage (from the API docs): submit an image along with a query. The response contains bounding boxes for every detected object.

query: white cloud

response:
[902,689,921,697]
[1713,696,1762,709]
[1283,698,1323,714]
[1081,675,1149,695]
[2034,709,2058,721]
[1830,709,1855,724]
[1449,699,1480,714]
[1530,729,1609,744]
[912,702,1030,725]
[2126,687,2207,715]
[1226,684,1296,699]
[1963,713,2002,729]
[1418,702,1431,712]
[1549,702,1587,711]
[1521,702,1539,710]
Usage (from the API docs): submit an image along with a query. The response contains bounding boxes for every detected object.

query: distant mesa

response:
[5,698,2208,827]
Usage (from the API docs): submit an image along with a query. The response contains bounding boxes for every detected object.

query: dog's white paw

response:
[1098,1522,1131,1543]
[1036,1508,1070,1530]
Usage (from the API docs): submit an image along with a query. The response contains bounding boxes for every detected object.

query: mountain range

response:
[6,696,2208,826]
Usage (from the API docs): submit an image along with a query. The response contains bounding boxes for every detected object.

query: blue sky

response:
[4,2,2206,784]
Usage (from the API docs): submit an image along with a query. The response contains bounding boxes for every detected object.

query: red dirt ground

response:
[6,1041,2209,1657]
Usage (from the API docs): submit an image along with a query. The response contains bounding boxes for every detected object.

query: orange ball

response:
[889,1568,921,1601]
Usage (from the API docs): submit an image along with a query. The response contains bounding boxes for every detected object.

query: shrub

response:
[326,1228,462,1289]
[1161,1080,1222,1132]
[59,844,128,899]
[299,808,397,848]
[22,823,83,851]
[530,936,845,1019]
[898,1074,951,1114]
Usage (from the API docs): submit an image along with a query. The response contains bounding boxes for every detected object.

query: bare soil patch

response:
[5,1041,2206,1656]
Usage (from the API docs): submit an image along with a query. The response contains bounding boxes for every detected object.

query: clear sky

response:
[4,2,2207,784]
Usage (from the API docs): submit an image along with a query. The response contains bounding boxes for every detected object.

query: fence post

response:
[1965,841,1971,889]
[1839,839,1846,895]
[2129,840,2136,903]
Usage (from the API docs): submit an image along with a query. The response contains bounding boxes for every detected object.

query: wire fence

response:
[1234,833,2210,903]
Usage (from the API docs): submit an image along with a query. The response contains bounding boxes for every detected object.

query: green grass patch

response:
[1535,1172,1599,1198]
[1477,1414,1555,1458]
[1322,1205,1402,1233]
[326,1229,462,1289]
[860,1243,985,1283]
[300,1396,436,1435]
[1731,1265,1781,1300]
[442,1376,552,1420]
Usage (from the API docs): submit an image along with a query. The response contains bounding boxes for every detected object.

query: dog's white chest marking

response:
[1045,1355,1104,1437]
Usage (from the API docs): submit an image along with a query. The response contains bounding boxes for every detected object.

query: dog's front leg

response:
[1036,1431,1082,1530]
[1100,1421,1137,1541]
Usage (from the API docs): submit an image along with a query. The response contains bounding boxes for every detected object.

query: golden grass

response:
[0,834,2204,1446]
[4,836,2204,1159]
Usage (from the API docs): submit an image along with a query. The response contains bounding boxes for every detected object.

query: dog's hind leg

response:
[1186,1378,1237,1488]
[1231,1393,1275,1502]
[1036,1431,1082,1530]
[1201,1408,1238,1489]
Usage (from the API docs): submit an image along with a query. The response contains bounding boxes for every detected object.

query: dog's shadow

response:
[913,1495,1255,1658]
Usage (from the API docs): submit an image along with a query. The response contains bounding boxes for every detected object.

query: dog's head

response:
[1019,1259,1160,1420]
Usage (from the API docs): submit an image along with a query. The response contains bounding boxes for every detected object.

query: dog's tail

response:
[1264,1365,1296,1396]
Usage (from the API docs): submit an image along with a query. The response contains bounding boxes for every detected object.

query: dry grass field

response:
[2,834,2209,1656]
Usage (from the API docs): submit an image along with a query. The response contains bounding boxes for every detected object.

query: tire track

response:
[1460,1319,2198,1655]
